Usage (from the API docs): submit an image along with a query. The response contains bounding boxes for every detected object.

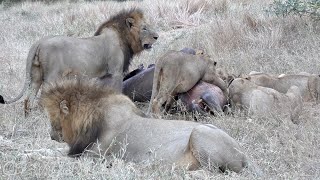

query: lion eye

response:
[142,27,147,31]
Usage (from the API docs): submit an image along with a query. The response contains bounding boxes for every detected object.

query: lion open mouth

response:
[143,44,153,49]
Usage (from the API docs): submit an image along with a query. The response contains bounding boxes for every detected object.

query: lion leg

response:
[24,65,42,117]
[152,92,171,117]
[189,124,247,173]
[164,92,176,113]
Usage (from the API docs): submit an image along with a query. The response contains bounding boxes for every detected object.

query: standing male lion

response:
[41,78,249,173]
[0,8,158,116]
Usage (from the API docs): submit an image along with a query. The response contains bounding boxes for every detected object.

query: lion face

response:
[139,22,159,49]
[50,123,63,142]
[44,100,74,144]
[126,17,159,51]
[46,109,64,142]
[203,56,218,78]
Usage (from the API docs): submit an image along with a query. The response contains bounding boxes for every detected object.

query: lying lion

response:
[247,73,320,103]
[229,77,303,124]
[1,8,158,116]
[149,50,228,115]
[41,78,248,173]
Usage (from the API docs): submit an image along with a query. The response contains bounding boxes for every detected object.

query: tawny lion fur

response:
[1,8,158,116]
[247,73,320,103]
[229,77,303,124]
[149,50,228,115]
[41,78,248,173]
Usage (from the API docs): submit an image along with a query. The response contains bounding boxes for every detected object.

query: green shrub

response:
[268,0,320,20]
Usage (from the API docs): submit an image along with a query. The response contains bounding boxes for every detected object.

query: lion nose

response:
[153,33,159,40]
[50,135,56,140]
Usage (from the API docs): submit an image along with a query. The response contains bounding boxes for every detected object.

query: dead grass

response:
[0,0,319,179]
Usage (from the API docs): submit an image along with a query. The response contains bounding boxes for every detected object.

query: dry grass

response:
[0,0,319,179]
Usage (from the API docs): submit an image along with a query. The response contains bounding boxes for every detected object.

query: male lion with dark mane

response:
[41,78,249,173]
[0,8,158,116]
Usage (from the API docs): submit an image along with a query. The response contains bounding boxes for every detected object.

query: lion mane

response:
[95,8,145,72]
[41,78,113,156]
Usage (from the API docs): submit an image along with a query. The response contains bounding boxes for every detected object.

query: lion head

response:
[41,78,116,156]
[94,9,158,70]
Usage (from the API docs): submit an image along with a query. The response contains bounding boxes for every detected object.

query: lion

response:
[229,77,303,124]
[216,68,236,85]
[40,78,249,173]
[0,8,158,116]
[247,73,320,103]
[148,50,228,115]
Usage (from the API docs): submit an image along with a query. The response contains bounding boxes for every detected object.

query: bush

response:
[268,0,320,20]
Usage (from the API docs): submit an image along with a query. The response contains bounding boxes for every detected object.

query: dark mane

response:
[41,78,117,156]
[93,8,144,73]
[94,8,143,36]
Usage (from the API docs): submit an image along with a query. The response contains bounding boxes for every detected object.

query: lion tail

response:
[147,64,163,114]
[2,37,49,104]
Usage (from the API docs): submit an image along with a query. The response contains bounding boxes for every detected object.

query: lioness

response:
[247,73,320,103]
[149,50,228,115]
[122,48,201,103]
[41,78,248,173]
[0,8,158,116]
[229,77,303,124]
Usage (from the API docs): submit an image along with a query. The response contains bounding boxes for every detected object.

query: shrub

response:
[268,0,320,20]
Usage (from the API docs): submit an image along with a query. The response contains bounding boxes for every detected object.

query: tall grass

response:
[0,0,319,179]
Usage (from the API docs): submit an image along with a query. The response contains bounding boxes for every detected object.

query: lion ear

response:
[126,18,135,29]
[60,100,69,115]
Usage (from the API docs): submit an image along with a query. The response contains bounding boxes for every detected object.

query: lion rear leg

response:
[164,93,176,113]
[189,124,247,173]
[24,65,42,117]
[151,92,172,117]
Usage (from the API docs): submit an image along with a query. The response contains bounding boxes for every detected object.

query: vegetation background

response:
[0,0,319,179]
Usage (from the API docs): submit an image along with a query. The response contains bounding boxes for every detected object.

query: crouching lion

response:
[0,8,158,116]
[149,50,228,115]
[247,73,320,103]
[229,77,303,124]
[41,78,248,173]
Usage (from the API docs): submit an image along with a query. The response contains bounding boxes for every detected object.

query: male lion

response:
[149,50,228,115]
[0,8,158,116]
[41,78,248,173]
[229,77,303,124]
[247,73,320,103]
